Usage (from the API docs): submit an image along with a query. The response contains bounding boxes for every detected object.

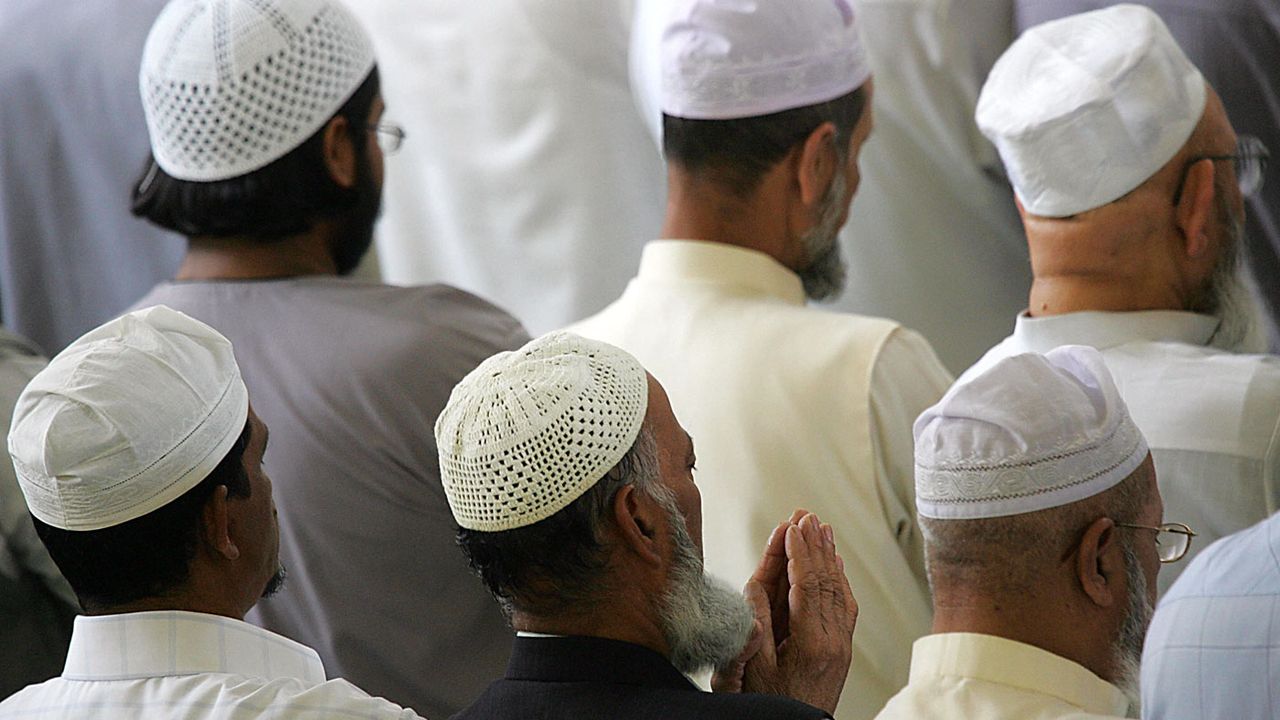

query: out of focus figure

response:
[344,0,666,335]
[0,0,178,353]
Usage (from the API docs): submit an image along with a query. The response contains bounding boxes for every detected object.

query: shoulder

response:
[1162,512,1280,601]
[678,690,830,719]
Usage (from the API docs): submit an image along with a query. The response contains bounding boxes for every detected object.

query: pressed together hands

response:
[713,510,858,715]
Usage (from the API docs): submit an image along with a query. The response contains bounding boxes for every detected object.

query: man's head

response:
[436,332,753,674]
[659,0,873,301]
[9,306,282,616]
[978,5,1264,347]
[131,0,384,275]
[915,346,1164,706]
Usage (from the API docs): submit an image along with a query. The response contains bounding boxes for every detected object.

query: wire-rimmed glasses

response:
[1117,521,1197,563]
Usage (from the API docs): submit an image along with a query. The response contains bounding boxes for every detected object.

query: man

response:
[129,1,528,715]
[0,306,422,718]
[343,0,665,335]
[1017,0,1280,355]
[877,346,1189,719]
[434,332,857,719]
[0,0,180,354]
[1140,511,1280,719]
[967,4,1280,591]
[0,327,76,696]
[571,1,952,715]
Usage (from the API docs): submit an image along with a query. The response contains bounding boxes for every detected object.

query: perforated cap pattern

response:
[435,332,650,532]
[140,0,376,182]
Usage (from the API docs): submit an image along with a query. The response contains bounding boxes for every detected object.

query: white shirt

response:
[345,0,665,336]
[1140,511,1280,720]
[570,240,953,720]
[876,633,1130,719]
[0,611,425,719]
[967,311,1280,593]
[628,0,1029,373]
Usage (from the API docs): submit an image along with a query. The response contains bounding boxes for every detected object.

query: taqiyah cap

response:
[914,346,1149,520]
[976,4,1206,217]
[435,332,649,532]
[661,0,871,120]
[9,306,249,531]
[140,0,376,182]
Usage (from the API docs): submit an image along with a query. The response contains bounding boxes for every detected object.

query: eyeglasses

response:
[362,122,406,154]
[1173,135,1269,204]
[1116,522,1197,563]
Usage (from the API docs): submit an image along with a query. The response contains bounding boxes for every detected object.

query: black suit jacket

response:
[451,635,831,720]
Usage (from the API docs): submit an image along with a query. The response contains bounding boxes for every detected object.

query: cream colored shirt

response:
[876,633,1130,719]
[569,240,953,720]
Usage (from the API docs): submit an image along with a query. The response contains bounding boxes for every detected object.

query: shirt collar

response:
[636,240,807,306]
[910,633,1129,716]
[1010,310,1220,353]
[63,611,326,684]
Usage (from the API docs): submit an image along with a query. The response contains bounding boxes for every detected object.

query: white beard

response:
[1112,543,1154,716]
[654,492,755,676]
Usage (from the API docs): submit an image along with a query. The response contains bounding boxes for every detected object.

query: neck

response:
[661,166,802,271]
[176,225,339,281]
[89,591,247,622]
[931,592,1116,683]
[511,594,670,659]
[1023,210,1188,318]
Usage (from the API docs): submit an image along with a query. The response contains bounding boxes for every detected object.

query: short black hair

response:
[130,68,381,239]
[457,427,657,617]
[33,420,253,612]
[662,86,868,198]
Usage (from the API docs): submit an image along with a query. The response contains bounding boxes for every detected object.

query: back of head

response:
[659,0,871,197]
[914,346,1152,596]
[9,306,252,611]
[434,332,653,616]
[976,4,1206,218]
[131,0,379,238]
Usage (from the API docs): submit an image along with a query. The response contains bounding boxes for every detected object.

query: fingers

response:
[785,514,848,642]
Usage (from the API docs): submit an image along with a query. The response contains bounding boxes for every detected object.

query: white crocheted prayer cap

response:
[914,346,1149,520]
[140,0,376,182]
[976,4,1206,217]
[435,332,649,532]
[661,0,871,120]
[8,306,249,531]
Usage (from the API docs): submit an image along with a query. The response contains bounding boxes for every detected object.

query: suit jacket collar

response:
[505,635,697,690]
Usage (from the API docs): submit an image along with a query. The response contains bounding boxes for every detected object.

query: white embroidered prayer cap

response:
[661,0,871,120]
[976,4,1207,217]
[914,346,1149,520]
[435,332,649,532]
[140,0,376,182]
[8,306,249,532]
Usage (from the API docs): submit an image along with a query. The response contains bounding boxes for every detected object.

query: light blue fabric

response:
[1140,512,1280,719]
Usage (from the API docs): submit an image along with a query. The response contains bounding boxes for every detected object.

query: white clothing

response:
[875,633,1129,719]
[629,0,1030,373]
[0,611,423,719]
[345,0,665,336]
[1140,511,1280,720]
[967,311,1280,592]
[570,240,952,720]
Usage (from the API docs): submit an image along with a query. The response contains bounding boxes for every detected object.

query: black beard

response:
[330,157,382,276]
[261,565,287,599]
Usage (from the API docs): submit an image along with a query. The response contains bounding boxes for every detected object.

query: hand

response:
[738,512,858,715]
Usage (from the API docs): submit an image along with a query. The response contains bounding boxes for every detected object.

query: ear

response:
[202,485,240,561]
[795,121,840,208]
[612,485,665,568]
[322,116,358,189]
[1175,158,1217,260]
[1074,516,1122,608]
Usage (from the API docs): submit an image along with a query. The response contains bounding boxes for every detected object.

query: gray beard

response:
[654,491,754,676]
[798,168,850,303]
[1198,198,1261,352]
[1112,542,1153,716]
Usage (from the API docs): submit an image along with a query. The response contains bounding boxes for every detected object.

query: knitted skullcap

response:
[914,346,1150,520]
[435,332,650,532]
[976,4,1206,217]
[140,0,376,181]
[9,306,249,531]
[661,0,871,119]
